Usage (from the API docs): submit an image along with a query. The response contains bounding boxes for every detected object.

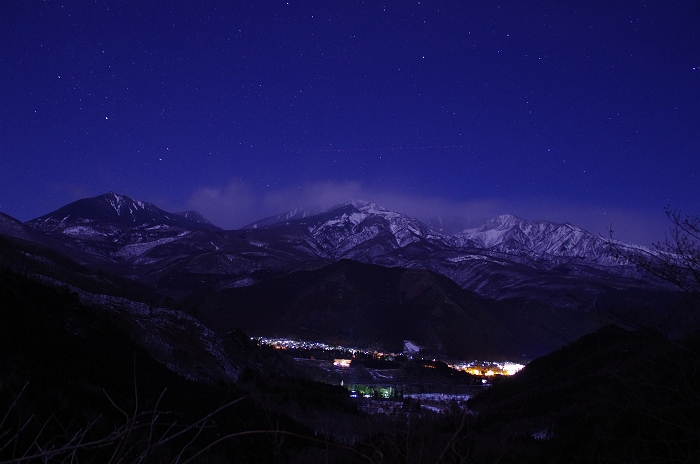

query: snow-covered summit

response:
[334,199,388,214]
[25,192,221,245]
[310,203,444,258]
[243,199,388,230]
[454,213,621,262]
[244,199,446,258]
[242,206,325,229]
[103,191,148,219]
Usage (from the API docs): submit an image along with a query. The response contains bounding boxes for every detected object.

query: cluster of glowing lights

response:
[255,337,526,376]
[450,361,525,377]
[254,337,360,354]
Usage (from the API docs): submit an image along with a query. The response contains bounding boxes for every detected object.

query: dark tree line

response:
[608,208,700,335]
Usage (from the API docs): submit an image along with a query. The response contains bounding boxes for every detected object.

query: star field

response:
[1,1,699,245]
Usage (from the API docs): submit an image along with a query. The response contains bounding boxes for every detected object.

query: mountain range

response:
[0,191,675,362]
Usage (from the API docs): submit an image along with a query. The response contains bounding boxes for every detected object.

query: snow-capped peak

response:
[337,199,388,214]
[454,214,619,261]
[242,200,389,230]
[26,192,220,236]
[479,214,522,231]
[104,191,146,219]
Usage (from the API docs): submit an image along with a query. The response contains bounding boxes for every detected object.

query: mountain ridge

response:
[21,192,646,262]
[15,192,660,301]
[0,191,681,360]
[27,191,221,235]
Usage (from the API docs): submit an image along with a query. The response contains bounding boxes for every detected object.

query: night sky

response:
[1,1,699,245]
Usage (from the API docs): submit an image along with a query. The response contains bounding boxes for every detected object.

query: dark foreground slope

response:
[0,269,365,463]
[463,325,700,463]
[3,266,699,463]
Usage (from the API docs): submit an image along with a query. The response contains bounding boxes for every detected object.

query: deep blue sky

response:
[1,1,698,245]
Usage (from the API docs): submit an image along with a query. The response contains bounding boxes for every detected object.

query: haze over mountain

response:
[0,191,675,361]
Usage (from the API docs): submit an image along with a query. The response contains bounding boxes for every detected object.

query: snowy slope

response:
[17,194,666,305]
[25,192,221,259]
[453,214,644,265]
[253,200,450,259]
[27,192,220,235]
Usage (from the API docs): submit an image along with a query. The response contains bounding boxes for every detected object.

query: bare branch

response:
[179,429,377,464]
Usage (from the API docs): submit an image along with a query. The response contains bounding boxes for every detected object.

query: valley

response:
[255,335,523,414]
[256,335,523,386]
[1,192,697,463]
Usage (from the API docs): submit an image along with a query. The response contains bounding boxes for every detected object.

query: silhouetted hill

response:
[464,325,700,462]
[28,191,221,232]
[0,269,364,462]
[194,259,603,359]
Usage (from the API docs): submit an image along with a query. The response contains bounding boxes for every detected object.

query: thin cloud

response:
[186,181,256,228]
[262,181,369,214]
[185,180,668,246]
